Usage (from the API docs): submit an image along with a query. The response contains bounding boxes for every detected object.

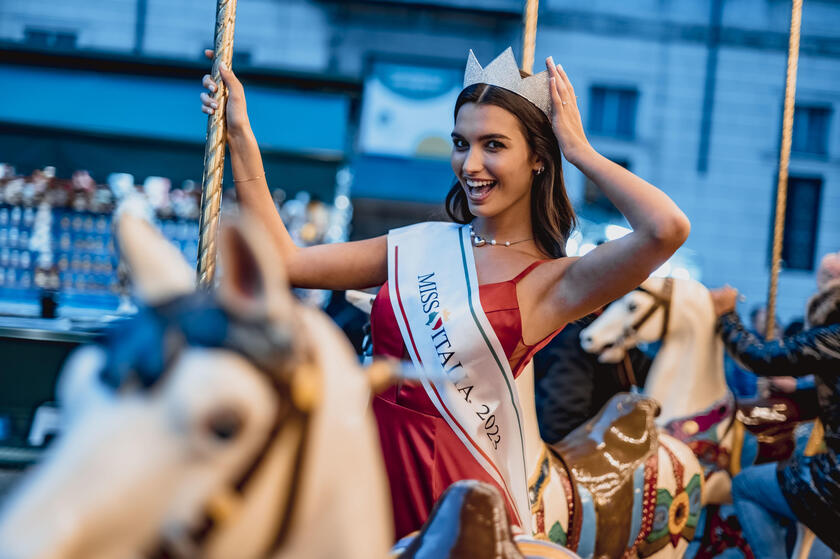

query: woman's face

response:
[451,102,541,219]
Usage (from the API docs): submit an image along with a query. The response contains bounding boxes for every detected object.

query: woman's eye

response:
[452,139,467,149]
[487,140,505,150]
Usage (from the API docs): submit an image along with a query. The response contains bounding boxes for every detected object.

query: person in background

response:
[709,270,840,558]
[533,308,652,444]
[817,251,840,292]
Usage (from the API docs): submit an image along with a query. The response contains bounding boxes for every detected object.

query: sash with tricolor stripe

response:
[387,221,531,531]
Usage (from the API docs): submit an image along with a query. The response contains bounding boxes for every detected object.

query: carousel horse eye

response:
[204,407,244,442]
[628,302,638,312]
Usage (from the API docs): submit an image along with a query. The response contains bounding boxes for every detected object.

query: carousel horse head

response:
[579,276,716,364]
[552,392,661,499]
[0,214,392,559]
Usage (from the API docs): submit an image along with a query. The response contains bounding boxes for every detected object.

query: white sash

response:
[387,221,531,530]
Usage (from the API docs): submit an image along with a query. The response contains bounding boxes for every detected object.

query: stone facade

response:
[1,0,838,320]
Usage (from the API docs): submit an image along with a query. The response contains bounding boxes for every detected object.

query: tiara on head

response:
[463,47,552,119]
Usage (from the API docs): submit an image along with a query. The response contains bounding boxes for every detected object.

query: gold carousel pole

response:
[768,3,821,557]
[765,0,803,339]
[196,0,238,288]
[521,0,539,73]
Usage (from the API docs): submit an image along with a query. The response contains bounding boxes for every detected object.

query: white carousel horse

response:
[0,215,394,559]
[0,214,578,559]
[348,291,704,559]
[579,276,737,504]
[579,277,829,559]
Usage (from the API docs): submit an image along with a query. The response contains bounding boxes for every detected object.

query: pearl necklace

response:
[469,224,533,247]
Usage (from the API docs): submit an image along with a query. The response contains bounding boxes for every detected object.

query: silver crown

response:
[463,47,552,119]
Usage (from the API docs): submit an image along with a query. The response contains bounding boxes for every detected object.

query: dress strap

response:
[510,260,549,285]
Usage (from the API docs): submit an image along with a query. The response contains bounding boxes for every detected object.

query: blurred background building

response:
[3,0,839,320]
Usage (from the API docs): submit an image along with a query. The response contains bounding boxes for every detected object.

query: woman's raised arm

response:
[530,58,690,328]
[201,51,387,290]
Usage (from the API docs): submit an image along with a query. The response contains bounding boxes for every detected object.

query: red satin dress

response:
[370,260,564,539]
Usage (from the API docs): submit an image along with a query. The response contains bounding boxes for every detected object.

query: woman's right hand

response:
[200,49,251,136]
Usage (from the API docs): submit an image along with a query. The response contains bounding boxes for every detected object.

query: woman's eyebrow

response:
[450,132,512,141]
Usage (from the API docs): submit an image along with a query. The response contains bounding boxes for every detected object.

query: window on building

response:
[584,158,629,218]
[775,176,822,271]
[792,105,831,156]
[589,86,638,139]
[24,28,77,50]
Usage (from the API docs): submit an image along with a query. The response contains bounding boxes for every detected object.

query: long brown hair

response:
[445,80,576,258]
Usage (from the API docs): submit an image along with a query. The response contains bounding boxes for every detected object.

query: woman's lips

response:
[464,179,497,203]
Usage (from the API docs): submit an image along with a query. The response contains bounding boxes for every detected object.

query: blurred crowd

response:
[0,164,352,313]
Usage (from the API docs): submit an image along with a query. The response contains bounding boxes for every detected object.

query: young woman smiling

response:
[200,48,689,538]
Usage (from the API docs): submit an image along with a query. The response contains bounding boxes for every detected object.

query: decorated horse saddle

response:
[737,393,817,464]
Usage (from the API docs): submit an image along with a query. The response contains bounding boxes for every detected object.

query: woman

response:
[200,48,690,538]
[711,281,840,557]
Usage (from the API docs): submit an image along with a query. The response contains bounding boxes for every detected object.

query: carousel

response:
[0,1,827,558]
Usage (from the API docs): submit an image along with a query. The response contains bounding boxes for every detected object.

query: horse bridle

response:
[624,277,674,345]
[98,292,315,559]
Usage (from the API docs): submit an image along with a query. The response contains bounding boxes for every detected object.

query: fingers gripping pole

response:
[197,0,238,288]
[521,0,539,74]
[766,0,803,339]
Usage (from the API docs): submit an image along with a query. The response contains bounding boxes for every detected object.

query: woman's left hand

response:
[546,57,590,163]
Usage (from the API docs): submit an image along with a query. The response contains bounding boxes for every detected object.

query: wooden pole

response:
[197,0,238,287]
[766,0,803,338]
[521,0,539,74]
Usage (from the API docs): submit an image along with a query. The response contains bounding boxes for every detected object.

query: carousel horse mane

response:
[0,214,392,559]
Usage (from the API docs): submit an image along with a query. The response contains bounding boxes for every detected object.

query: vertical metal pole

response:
[521,0,539,74]
[766,0,803,339]
[197,0,238,288]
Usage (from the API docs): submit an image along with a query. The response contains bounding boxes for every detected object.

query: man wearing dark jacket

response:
[711,278,840,557]
[533,313,652,444]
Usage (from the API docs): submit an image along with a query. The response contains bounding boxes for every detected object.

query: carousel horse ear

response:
[345,289,376,316]
[363,358,456,394]
[115,213,195,304]
[217,212,294,321]
[364,358,403,393]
